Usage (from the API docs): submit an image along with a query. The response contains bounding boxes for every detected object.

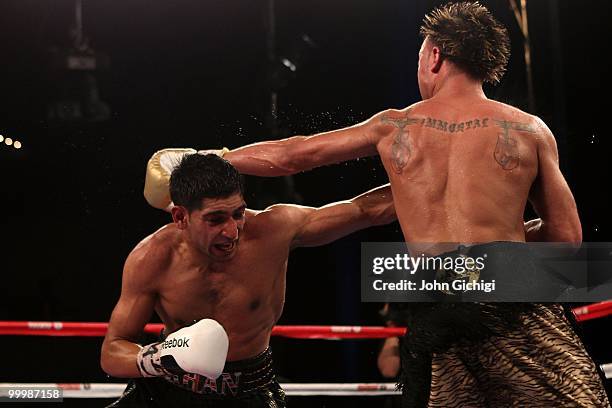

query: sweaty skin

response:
[223,37,581,247]
[375,101,541,245]
[101,185,395,378]
[213,31,598,408]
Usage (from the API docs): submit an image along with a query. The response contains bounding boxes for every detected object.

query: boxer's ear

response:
[431,46,443,73]
[172,206,189,229]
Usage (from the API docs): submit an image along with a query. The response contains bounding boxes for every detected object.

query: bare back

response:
[375,98,540,244]
[140,210,291,361]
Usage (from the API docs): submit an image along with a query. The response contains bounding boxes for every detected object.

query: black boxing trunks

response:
[387,242,610,408]
[106,348,286,408]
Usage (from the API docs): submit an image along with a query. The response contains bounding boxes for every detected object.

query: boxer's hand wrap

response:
[144,147,229,212]
[197,147,230,157]
[524,218,542,233]
[136,319,229,379]
[137,342,169,377]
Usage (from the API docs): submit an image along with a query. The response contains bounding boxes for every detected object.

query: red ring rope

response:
[0,301,609,339]
[0,322,406,338]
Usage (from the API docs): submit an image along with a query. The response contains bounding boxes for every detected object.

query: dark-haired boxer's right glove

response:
[136,318,229,379]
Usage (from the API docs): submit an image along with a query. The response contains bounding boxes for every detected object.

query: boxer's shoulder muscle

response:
[246,205,300,232]
[237,206,297,246]
[125,225,176,286]
[483,100,540,125]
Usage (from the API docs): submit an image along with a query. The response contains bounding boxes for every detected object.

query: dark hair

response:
[169,154,244,212]
[420,1,510,84]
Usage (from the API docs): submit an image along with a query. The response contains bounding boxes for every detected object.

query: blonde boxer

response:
[199,3,608,407]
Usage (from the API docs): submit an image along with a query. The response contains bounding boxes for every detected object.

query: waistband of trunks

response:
[163,347,276,397]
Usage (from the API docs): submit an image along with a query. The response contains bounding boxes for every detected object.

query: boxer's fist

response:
[144,148,229,211]
[144,148,196,211]
[160,319,229,378]
[137,319,229,379]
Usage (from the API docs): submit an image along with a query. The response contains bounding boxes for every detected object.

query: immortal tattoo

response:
[420,117,489,133]
[379,114,535,171]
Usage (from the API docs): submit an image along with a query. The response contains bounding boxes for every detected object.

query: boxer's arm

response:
[528,119,582,243]
[100,247,159,378]
[224,111,393,176]
[377,336,401,379]
[270,183,395,248]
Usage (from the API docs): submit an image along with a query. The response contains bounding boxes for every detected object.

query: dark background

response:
[1,0,610,404]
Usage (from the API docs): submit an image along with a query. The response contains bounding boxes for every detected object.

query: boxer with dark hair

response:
[101,153,396,407]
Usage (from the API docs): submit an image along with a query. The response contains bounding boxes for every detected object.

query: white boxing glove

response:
[144,147,229,212]
[137,318,229,379]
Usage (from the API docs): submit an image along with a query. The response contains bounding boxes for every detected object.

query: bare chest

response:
[156,245,288,333]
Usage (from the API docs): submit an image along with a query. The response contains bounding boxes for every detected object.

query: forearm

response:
[225,123,379,176]
[377,337,400,378]
[353,184,396,226]
[100,338,143,378]
[225,137,309,176]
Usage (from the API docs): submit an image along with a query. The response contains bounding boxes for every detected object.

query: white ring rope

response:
[0,382,400,398]
[3,368,611,399]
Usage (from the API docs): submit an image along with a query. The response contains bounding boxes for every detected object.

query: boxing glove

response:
[144,147,229,212]
[137,318,229,379]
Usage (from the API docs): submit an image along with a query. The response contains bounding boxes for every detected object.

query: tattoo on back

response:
[410,116,490,133]
[492,120,535,170]
[379,114,536,172]
[381,115,418,173]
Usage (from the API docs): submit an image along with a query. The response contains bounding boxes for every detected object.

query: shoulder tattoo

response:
[492,120,535,170]
[381,114,419,173]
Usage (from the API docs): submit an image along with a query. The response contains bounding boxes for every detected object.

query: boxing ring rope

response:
[571,301,612,322]
[1,301,611,338]
[0,322,406,338]
[0,382,402,397]
[2,301,610,398]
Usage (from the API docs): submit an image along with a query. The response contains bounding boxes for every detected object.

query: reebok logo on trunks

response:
[162,337,190,349]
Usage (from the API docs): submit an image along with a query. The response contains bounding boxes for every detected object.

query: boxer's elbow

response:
[542,218,582,246]
[100,340,136,378]
[100,355,133,379]
[558,221,582,247]
[369,206,396,226]
[556,212,582,244]
[359,199,396,227]
[381,204,397,225]
[567,220,582,245]
[100,348,117,377]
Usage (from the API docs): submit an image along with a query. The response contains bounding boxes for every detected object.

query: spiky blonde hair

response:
[420,1,510,84]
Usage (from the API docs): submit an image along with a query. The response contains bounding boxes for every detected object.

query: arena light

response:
[0,135,22,150]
